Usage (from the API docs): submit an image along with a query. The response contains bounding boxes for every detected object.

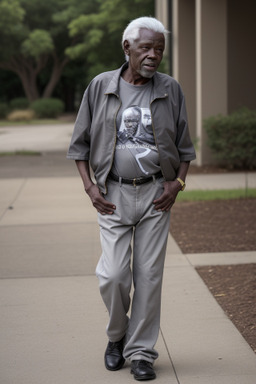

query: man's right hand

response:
[75,160,116,215]
[86,184,116,215]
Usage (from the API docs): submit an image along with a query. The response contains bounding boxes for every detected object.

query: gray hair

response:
[122,16,168,46]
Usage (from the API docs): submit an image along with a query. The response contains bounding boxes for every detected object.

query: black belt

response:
[108,171,163,187]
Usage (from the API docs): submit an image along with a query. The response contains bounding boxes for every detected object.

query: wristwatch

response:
[176,177,186,191]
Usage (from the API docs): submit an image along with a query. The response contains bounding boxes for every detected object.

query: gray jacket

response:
[67,63,196,193]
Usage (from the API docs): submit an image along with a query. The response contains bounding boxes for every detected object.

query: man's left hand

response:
[153,180,180,211]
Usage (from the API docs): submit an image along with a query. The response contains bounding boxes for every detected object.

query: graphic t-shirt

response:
[111,77,160,178]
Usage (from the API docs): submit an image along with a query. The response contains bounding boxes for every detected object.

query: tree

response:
[0,0,154,102]
[0,0,99,101]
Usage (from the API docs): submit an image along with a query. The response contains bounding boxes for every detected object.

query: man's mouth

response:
[138,62,158,78]
[143,63,156,69]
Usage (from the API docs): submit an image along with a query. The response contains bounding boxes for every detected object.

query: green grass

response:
[177,188,256,201]
[0,150,41,156]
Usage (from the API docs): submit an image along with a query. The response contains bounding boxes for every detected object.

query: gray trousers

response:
[96,177,170,363]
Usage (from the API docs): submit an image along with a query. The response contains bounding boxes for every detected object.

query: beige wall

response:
[228,0,256,112]
[199,0,228,164]
[155,0,170,70]
[171,0,197,161]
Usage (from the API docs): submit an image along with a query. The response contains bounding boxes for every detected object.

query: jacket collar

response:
[105,62,168,100]
[105,63,128,95]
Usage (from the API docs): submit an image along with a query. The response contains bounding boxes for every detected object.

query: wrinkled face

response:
[124,28,165,79]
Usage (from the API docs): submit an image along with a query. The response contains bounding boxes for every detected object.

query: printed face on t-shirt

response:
[123,108,141,136]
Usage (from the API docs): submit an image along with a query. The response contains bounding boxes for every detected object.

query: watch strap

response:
[176,177,186,191]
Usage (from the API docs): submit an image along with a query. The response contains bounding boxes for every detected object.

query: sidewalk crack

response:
[160,327,180,384]
[0,179,27,222]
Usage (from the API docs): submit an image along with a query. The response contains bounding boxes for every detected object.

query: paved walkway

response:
[0,123,256,383]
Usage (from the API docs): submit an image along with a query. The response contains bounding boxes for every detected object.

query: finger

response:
[96,202,116,215]
[98,195,116,209]
[154,199,174,211]
[153,197,165,207]
[97,208,114,215]
[94,196,116,209]
[165,202,174,212]
[96,205,115,215]
[102,201,116,212]
[154,202,168,211]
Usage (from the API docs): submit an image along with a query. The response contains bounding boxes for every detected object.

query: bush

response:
[9,98,30,110]
[204,108,256,169]
[7,109,35,121]
[30,98,64,118]
[0,102,9,119]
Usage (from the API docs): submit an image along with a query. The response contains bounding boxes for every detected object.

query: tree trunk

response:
[19,71,40,102]
[0,60,40,102]
[43,54,69,99]
[0,53,68,102]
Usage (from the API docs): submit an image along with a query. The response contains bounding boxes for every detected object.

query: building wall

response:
[176,0,196,147]
[199,0,228,164]
[155,0,170,72]
[156,0,256,165]
[227,0,256,112]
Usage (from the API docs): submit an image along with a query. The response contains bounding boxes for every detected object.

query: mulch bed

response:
[196,264,256,353]
[170,197,256,353]
[171,199,256,254]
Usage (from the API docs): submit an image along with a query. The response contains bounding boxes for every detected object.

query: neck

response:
[122,68,151,86]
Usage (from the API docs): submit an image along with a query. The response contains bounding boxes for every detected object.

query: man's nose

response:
[148,48,157,58]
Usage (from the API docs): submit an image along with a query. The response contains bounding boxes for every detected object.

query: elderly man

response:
[67,16,196,381]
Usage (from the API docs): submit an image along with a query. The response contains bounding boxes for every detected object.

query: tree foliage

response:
[66,0,155,81]
[0,0,73,100]
[0,0,154,102]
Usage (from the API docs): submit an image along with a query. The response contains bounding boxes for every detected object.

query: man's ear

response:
[123,40,130,57]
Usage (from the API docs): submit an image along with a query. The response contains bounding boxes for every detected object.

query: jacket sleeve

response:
[66,87,92,161]
[175,87,196,162]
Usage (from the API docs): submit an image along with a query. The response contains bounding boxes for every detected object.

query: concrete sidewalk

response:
[0,123,74,152]
[0,123,256,383]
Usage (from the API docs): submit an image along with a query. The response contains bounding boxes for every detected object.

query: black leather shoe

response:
[104,336,125,371]
[131,360,156,381]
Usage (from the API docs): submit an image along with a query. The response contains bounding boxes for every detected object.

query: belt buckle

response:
[133,178,137,187]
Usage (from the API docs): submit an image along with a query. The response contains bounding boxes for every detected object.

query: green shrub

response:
[204,108,256,169]
[30,98,64,118]
[9,98,30,110]
[0,102,9,118]
[7,109,35,121]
